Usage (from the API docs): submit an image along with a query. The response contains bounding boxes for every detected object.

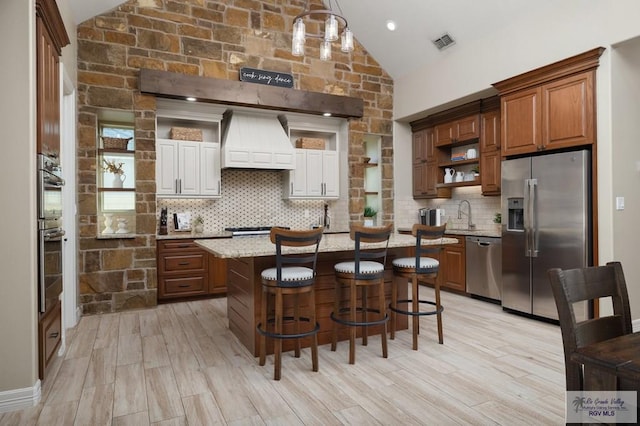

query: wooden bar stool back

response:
[257,227,323,380]
[390,224,446,350]
[548,261,632,391]
[331,224,393,364]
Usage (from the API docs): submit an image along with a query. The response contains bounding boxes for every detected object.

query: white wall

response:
[393,1,640,318]
[0,0,38,392]
[611,38,640,318]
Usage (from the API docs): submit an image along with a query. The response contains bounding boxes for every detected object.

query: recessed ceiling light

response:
[386,20,397,31]
[186,97,196,102]
[323,112,332,117]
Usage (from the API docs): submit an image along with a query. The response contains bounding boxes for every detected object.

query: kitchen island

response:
[196,232,459,356]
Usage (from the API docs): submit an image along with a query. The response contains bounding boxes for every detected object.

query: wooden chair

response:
[331,224,393,364]
[548,261,632,391]
[257,227,323,380]
[390,224,446,349]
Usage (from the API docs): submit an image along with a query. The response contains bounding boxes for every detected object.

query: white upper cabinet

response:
[155,99,224,198]
[281,114,343,199]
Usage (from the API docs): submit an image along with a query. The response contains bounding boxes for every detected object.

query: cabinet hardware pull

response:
[175,179,179,194]
[49,332,59,338]
[178,284,190,288]
[218,180,221,194]
[178,244,190,248]
[178,262,190,266]
[291,182,293,195]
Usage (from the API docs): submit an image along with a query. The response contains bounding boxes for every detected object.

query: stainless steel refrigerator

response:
[501,150,591,321]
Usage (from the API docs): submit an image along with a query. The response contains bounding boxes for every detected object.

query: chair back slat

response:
[350,224,392,279]
[548,261,632,391]
[270,227,323,284]
[412,224,446,272]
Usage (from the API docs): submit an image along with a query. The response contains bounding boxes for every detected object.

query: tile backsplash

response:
[395,187,501,231]
[158,169,348,235]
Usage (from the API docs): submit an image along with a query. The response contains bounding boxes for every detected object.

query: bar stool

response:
[331,224,393,364]
[390,224,446,350]
[257,227,323,380]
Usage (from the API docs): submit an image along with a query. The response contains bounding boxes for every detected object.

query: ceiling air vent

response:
[432,33,455,50]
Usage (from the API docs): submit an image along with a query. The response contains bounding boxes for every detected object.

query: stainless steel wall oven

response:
[37,154,65,313]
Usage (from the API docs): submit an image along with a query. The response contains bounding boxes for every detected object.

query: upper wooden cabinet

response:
[480,108,501,195]
[35,0,70,158]
[412,128,448,199]
[410,98,496,199]
[493,47,603,157]
[543,72,595,150]
[435,114,480,146]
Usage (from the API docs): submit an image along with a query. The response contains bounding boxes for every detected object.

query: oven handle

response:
[44,229,66,241]
[42,172,65,188]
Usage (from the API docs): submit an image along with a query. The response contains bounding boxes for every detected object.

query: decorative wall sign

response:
[239,67,294,88]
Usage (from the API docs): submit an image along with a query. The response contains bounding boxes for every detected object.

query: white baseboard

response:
[0,380,41,413]
[632,319,640,333]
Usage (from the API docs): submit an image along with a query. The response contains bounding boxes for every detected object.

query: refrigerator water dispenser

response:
[507,198,524,231]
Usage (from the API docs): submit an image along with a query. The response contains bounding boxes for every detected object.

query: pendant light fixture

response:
[291,0,354,61]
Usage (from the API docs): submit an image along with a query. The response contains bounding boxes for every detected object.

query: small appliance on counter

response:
[159,208,168,235]
[419,208,444,226]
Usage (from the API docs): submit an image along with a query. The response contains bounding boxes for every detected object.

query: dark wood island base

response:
[227,248,410,356]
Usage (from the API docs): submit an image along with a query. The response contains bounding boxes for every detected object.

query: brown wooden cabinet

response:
[480,108,501,195]
[542,71,595,151]
[157,238,227,300]
[435,114,479,146]
[441,237,466,292]
[36,0,69,158]
[35,0,69,382]
[412,128,448,199]
[411,98,503,199]
[208,254,227,295]
[38,300,62,379]
[494,48,603,157]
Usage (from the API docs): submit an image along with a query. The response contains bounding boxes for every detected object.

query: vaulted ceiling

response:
[67,0,558,81]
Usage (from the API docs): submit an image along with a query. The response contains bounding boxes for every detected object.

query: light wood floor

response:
[1,289,567,425]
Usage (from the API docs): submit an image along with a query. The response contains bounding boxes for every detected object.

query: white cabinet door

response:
[306,149,324,197]
[283,149,340,199]
[156,140,178,195]
[322,150,339,197]
[178,142,200,195]
[286,150,307,197]
[200,143,221,196]
[156,139,221,198]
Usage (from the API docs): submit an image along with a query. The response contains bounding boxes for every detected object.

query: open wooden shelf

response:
[436,180,480,188]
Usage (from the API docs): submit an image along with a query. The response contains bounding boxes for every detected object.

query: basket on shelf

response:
[170,127,203,141]
[101,136,132,150]
[295,137,325,150]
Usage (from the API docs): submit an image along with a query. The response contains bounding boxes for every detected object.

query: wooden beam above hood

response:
[139,69,363,119]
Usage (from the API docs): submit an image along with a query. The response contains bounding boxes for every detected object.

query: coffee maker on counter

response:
[419,208,444,226]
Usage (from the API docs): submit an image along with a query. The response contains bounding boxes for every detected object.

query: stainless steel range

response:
[225,226,289,236]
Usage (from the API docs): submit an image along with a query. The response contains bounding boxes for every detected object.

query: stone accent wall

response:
[76,0,394,314]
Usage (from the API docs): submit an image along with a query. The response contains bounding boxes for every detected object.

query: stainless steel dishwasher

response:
[465,236,502,301]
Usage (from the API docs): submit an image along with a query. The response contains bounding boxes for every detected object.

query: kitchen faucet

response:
[457,199,475,230]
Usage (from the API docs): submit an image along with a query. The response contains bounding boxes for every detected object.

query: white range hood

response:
[221,109,295,170]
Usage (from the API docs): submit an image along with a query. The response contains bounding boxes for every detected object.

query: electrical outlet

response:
[616,197,625,211]
[304,209,310,218]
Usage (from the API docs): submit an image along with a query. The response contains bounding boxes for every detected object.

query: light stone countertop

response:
[397,227,501,238]
[195,232,459,258]
[157,231,233,240]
